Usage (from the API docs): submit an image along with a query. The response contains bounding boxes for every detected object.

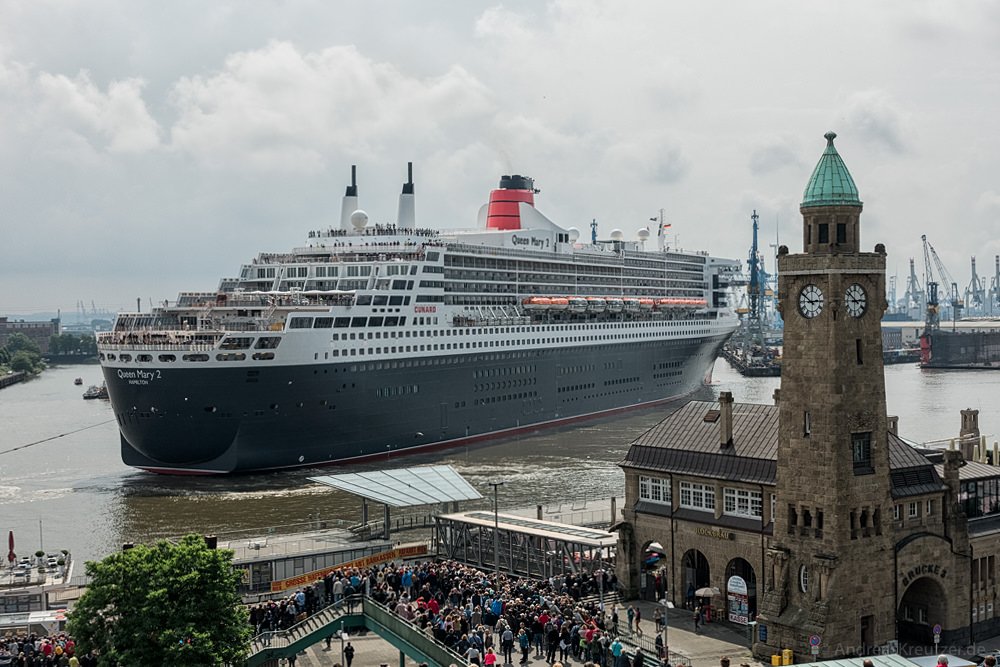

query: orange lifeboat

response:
[549,297,570,311]
[606,298,624,313]
[568,297,588,313]
[638,298,655,310]
[522,297,552,310]
[623,298,640,312]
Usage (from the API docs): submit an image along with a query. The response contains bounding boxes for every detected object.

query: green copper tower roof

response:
[801,131,862,208]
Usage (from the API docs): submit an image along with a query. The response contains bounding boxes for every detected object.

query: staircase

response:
[244,595,466,667]
[246,599,363,667]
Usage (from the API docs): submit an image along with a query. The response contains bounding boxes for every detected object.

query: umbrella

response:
[645,541,666,554]
[7,530,14,565]
[694,586,721,598]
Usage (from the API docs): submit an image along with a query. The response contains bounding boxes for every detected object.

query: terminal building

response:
[615,132,1000,660]
[0,316,60,353]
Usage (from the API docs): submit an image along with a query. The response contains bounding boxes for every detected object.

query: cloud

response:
[35,70,161,154]
[606,134,688,184]
[842,90,908,153]
[169,41,494,172]
[748,137,805,175]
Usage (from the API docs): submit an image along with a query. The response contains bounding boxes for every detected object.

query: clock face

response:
[845,282,867,318]
[798,284,824,318]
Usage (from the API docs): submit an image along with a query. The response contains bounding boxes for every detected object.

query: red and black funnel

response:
[486,174,536,231]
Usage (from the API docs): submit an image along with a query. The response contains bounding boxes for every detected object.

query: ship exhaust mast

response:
[340,165,359,231]
[397,162,415,230]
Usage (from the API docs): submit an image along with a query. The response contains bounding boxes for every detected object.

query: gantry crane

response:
[965,256,987,316]
[903,257,924,320]
[922,234,963,328]
[989,255,1000,316]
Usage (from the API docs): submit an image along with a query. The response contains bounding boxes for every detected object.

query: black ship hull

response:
[104,334,729,474]
[919,329,1000,369]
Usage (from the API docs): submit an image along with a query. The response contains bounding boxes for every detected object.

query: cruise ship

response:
[96,166,741,474]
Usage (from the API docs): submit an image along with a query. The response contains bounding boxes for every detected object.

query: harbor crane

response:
[922,234,963,328]
[990,255,1000,316]
[965,256,987,316]
[903,257,924,319]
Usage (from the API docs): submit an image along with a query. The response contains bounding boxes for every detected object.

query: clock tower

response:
[755,132,893,659]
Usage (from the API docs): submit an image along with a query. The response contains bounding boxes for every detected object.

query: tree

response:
[67,535,251,666]
[9,350,39,373]
[48,334,62,355]
[5,332,40,355]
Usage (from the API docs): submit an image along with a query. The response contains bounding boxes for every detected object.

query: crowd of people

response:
[0,633,93,666]
[252,557,677,667]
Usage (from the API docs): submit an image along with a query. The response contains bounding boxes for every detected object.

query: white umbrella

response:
[694,586,720,597]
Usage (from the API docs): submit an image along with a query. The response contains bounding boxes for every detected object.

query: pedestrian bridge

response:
[245,595,466,667]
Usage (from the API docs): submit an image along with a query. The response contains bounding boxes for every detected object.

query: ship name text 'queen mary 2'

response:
[96,165,741,474]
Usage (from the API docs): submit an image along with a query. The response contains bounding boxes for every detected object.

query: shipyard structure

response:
[616,132,1000,660]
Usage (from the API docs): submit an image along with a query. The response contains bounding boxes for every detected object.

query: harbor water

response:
[0,361,997,564]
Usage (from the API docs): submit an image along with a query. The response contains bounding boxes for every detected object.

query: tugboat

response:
[73,377,83,385]
[82,383,109,400]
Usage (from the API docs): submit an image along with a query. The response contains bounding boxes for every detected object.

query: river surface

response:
[1,361,997,564]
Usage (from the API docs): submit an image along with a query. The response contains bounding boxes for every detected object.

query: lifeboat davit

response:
[606,298,624,313]
[586,297,607,313]
[549,297,570,311]
[568,297,588,313]
[522,297,552,310]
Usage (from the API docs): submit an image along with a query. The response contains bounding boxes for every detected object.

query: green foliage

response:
[46,333,98,356]
[9,350,41,373]
[67,535,251,666]
[5,332,40,355]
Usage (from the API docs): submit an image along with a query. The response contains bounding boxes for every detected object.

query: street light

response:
[339,629,347,665]
[488,480,505,575]
[660,598,673,663]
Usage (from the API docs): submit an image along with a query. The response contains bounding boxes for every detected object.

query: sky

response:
[2,0,999,318]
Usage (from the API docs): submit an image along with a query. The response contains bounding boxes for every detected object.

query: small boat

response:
[73,378,83,386]
[567,297,588,313]
[623,298,640,312]
[586,297,607,313]
[606,298,624,313]
[638,298,655,311]
[83,383,109,400]
[549,297,569,311]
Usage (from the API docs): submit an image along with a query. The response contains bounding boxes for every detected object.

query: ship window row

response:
[356,295,409,306]
[558,383,595,393]
[474,378,536,392]
[375,385,419,398]
[473,391,537,406]
[559,364,596,375]
[474,366,535,378]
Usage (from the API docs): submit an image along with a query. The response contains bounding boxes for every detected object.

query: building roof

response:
[935,459,1000,481]
[620,399,943,494]
[309,464,483,507]
[801,131,862,209]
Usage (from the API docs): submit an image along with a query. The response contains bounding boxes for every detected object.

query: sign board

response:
[932,623,942,635]
[758,624,767,643]
[809,634,822,647]
[727,575,750,625]
[934,634,941,644]
[269,543,428,592]
[811,646,820,656]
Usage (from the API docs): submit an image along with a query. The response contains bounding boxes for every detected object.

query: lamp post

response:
[488,480,505,575]
[660,597,672,663]
[339,629,347,665]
